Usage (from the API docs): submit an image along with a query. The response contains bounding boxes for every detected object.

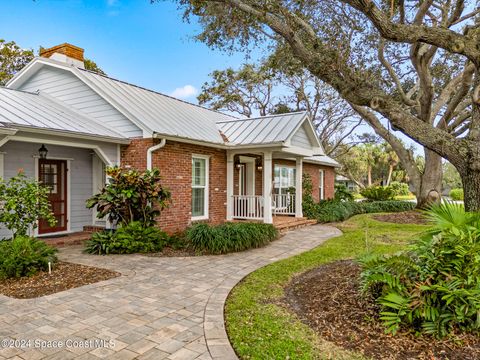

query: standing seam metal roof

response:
[0,87,127,139]
[77,69,235,144]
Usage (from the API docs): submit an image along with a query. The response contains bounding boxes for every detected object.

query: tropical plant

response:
[390,181,410,196]
[449,188,464,201]
[360,186,396,201]
[187,222,278,254]
[0,172,56,238]
[360,202,480,338]
[302,173,318,219]
[84,221,170,255]
[0,236,57,278]
[86,167,171,227]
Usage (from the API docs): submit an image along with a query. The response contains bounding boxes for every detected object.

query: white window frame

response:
[274,165,296,194]
[319,169,325,200]
[192,155,209,221]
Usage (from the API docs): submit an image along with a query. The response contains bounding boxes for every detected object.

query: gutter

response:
[147,138,166,170]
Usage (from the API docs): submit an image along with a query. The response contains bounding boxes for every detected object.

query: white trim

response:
[33,155,75,161]
[34,157,71,236]
[226,152,234,221]
[295,157,303,218]
[263,151,273,224]
[191,154,210,221]
[0,153,3,179]
[116,144,121,166]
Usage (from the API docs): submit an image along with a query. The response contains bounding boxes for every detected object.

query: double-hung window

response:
[273,165,296,194]
[192,156,209,220]
[319,169,325,200]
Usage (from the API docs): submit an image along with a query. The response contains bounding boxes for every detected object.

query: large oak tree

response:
[158,0,480,210]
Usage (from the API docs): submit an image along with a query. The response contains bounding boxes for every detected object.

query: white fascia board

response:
[12,126,130,144]
[280,146,314,157]
[284,114,324,154]
[0,128,18,136]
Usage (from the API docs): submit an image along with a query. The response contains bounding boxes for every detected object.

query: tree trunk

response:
[367,166,372,186]
[386,165,393,186]
[414,149,442,209]
[461,169,480,211]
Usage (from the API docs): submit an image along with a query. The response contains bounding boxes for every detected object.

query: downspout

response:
[147,138,166,170]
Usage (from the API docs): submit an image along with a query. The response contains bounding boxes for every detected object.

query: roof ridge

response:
[77,68,238,120]
[216,110,307,124]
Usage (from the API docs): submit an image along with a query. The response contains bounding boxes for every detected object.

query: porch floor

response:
[273,216,317,232]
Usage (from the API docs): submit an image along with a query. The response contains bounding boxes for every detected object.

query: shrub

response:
[449,188,464,200]
[86,167,171,227]
[0,172,56,238]
[360,186,396,201]
[84,221,169,255]
[390,181,410,196]
[359,202,480,338]
[187,222,278,254]
[334,184,354,202]
[0,236,57,278]
[302,173,318,219]
[309,200,415,223]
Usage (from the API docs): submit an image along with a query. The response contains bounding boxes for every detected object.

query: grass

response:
[395,194,416,201]
[225,214,430,360]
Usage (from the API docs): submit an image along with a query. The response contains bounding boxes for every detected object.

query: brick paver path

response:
[0,225,341,360]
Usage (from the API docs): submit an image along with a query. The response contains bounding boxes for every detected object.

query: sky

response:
[0,0,256,101]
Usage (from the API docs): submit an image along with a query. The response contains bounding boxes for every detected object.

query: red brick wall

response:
[121,139,227,233]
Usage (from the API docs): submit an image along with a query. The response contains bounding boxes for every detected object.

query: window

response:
[319,169,325,200]
[192,156,209,219]
[274,165,296,194]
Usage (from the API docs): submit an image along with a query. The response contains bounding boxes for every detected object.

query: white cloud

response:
[170,85,198,99]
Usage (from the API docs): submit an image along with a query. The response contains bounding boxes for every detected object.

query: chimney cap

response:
[40,43,85,67]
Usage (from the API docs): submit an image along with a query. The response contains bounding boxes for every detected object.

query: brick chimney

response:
[39,43,85,69]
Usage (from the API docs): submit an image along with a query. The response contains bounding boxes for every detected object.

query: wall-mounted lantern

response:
[38,144,48,159]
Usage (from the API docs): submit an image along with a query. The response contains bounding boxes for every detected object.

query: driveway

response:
[0,225,341,360]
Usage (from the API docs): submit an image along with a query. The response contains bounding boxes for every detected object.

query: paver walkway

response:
[0,225,341,360]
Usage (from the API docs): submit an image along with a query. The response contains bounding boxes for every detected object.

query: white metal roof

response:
[217,112,309,145]
[0,87,127,141]
[77,69,234,144]
[304,155,341,168]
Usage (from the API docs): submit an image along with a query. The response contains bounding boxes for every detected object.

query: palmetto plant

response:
[359,202,480,338]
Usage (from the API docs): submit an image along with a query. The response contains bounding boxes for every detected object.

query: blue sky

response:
[0,0,254,100]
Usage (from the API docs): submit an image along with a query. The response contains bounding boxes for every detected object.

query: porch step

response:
[41,231,91,248]
[273,216,317,233]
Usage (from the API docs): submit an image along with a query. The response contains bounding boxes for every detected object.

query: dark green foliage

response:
[86,167,171,227]
[390,181,410,196]
[305,200,415,223]
[187,222,278,254]
[334,184,354,202]
[360,202,480,338]
[0,236,57,278]
[449,188,464,201]
[84,221,169,255]
[361,186,396,201]
[302,173,318,219]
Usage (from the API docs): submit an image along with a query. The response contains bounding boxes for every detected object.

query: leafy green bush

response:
[360,202,480,338]
[360,186,396,201]
[309,200,415,223]
[0,172,56,238]
[0,236,57,278]
[84,221,169,255]
[301,173,318,219]
[334,184,354,202]
[187,222,278,254]
[390,181,410,196]
[86,167,171,227]
[449,188,464,200]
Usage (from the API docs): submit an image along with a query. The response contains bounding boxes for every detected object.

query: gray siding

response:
[291,124,313,149]
[0,141,95,238]
[19,67,143,138]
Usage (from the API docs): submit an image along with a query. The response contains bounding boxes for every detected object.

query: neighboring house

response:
[336,175,358,193]
[0,43,339,236]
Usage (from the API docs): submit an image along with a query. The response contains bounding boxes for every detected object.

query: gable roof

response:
[0,87,127,142]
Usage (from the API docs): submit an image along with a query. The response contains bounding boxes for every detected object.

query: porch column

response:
[263,151,273,224]
[226,151,234,220]
[295,157,303,218]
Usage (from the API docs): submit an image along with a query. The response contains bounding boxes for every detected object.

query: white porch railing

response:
[272,193,296,215]
[232,195,264,220]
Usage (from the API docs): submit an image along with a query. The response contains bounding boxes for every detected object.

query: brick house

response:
[0,43,339,236]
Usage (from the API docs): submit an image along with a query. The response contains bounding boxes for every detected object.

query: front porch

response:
[226,150,305,224]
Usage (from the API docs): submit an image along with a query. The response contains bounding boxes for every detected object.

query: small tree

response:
[86,167,171,227]
[0,172,56,238]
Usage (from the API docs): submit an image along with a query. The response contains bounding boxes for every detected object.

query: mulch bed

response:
[0,261,120,299]
[284,260,480,360]
[373,211,429,225]
[145,246,198,257]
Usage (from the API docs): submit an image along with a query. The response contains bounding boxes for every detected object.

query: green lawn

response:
[225,214,429,360]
